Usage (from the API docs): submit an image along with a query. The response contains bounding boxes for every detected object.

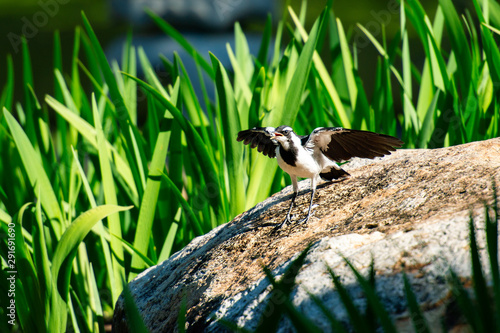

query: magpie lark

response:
[237,126,403,228]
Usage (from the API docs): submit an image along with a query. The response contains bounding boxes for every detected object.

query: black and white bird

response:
[237,126,403,228]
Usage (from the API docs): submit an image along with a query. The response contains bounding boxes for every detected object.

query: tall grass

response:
[0,0,499,331]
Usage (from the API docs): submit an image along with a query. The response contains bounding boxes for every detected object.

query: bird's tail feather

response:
[320,166,350,181]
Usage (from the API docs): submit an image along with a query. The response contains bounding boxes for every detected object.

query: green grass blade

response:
[344,257,398,333]
[307,291,348,333]
[157,208,181,262]
[403,273,431,333]
[49,204,132,331]
[70,27,83,109]
[469,213,494,331]
[129,79,179,274]
[146,9,214,79]
[417,91,440,148]
[256,244,312,333]
[14,203,47,333]
[471,0,500,86]
[20,40,40,151]
[289,6,350,127]
[483,22,500,35]
[210,53,245,217]
[137,47,170,98]
[81,13,130,121]
[283,301,323,333]
[438,0,472,94]
[33,197,51,312]
[173,53,213,156]
[81,12,144,198]
[227,43,252,125]
[87,264,104,332]
[71,146,116,302]
[160,172,204,236]
[3,108,65,237]
[121,278,150,333]
[54,69,80,113]
[484,190,500,333]
[0,55,14,111]
[122,73,224,220]
[53,30,63,99]
[278,7,327,125]
[327,266,370,332]
[256,14,273,68]
[45,95,138,201]
[448,268,480,331]
[92,95,125,303]
[111,232,155,269]
[336,18,357,114]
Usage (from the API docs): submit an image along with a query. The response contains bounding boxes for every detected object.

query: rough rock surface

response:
[113,138,500,332]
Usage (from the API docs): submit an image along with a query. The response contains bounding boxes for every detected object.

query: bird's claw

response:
[297,212,313,224]
[273,211,313,231]
[272,216,292,231]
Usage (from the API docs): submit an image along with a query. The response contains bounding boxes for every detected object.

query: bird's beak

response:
[271,132,283,139]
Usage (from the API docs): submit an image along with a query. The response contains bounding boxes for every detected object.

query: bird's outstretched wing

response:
[237,127,278,158]
[307,127,404,162]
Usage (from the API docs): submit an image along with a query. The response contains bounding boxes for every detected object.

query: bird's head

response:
[271,126,299,150]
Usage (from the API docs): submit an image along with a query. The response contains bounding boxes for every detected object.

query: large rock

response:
[113,138,500,332]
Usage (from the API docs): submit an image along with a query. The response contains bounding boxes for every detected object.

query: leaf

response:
[256,244,312,333]
[211,53,245,217]
[45,95,138,201]
[327,266,369,332]
[91,94,126,303]
[129,78,179,274]
[51,205,132,303]
[469,213,494,331]
[3,108,65,237]
[344,257,398,333]
[279,7,327,126]
[0,55,14,110]
[438,0,472,94]
[146,9,214,79]
[121,73,224,220]
[403,273,431,333]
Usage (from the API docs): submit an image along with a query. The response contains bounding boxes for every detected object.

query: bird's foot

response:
[297,205,316,224]
[297,212,314,224]
[272,215,293,231]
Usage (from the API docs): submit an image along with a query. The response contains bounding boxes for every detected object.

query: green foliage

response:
[449,181,500,333]
[0,0,499,331]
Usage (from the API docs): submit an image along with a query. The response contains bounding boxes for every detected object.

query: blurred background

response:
[0,0,442,111]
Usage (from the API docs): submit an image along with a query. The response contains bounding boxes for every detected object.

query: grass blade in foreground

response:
[3,108,65,237]
[403,273,431,333]
[255,244,312,333]
[129,78,180,276]
[344,257,397,333]
[211,53,245,217]
[49,204,132,332]
[92,95,126,303]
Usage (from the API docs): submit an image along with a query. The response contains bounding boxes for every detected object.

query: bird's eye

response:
[283,129,290,135]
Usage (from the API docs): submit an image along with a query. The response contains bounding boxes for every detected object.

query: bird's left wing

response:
[307,127,404,162]
[237,127,278,158]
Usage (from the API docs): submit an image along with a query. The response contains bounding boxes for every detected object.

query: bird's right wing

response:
[237,127,278,158]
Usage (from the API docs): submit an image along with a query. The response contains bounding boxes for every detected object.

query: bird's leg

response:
[274,176,298,229]
[299,177,317,223]
[284,191,298,223]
